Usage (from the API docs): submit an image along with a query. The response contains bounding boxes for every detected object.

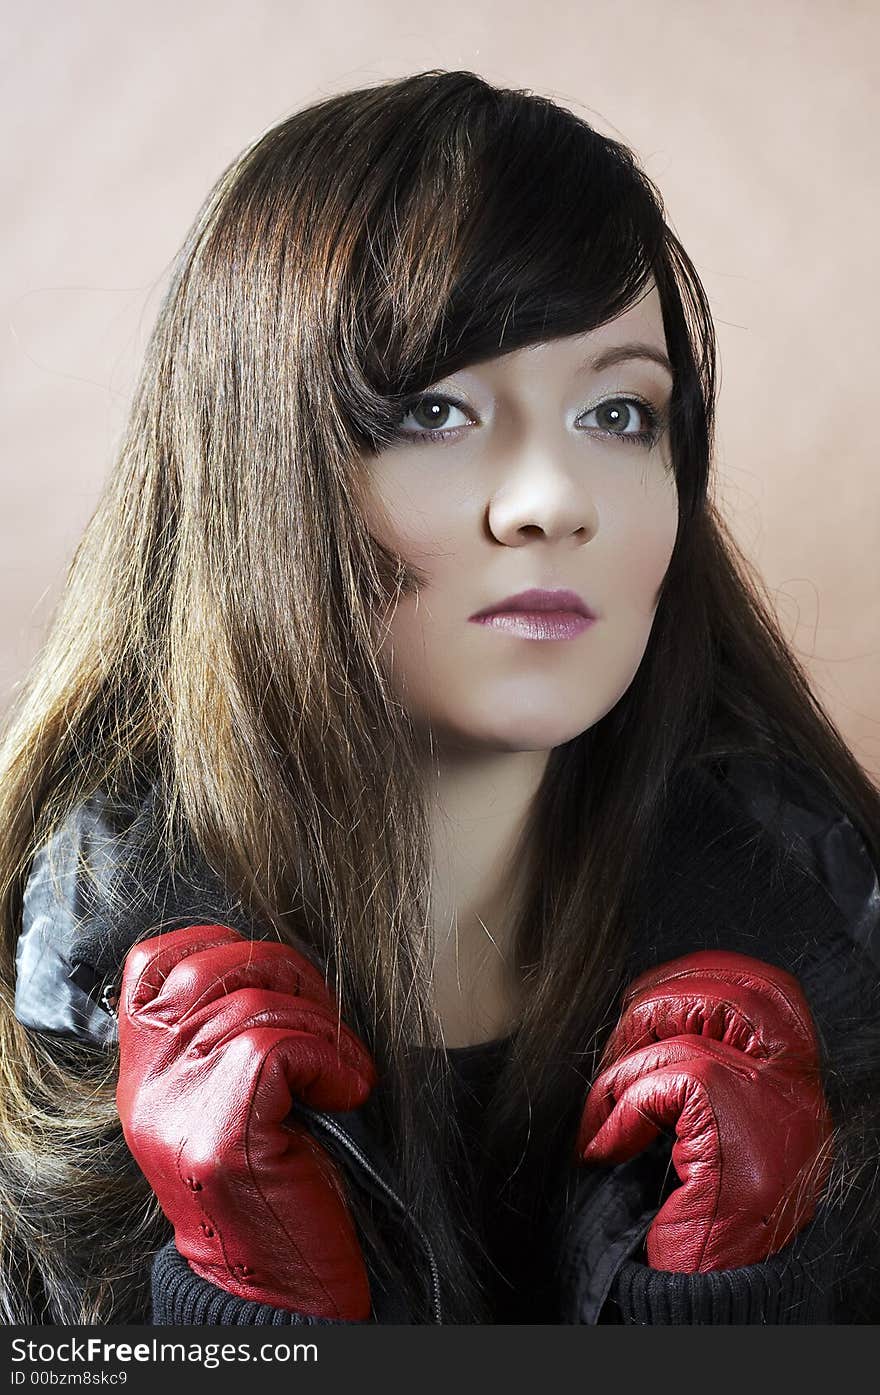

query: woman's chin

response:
[419,716,592,757]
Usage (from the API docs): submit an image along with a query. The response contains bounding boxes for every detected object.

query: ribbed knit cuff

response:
[606,1218,837,1324]
[150,1238,365,1326]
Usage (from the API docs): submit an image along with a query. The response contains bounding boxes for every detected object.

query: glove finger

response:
[183,985,378,1101]
[224,1022,376,1123]
[117,1017,375,1202]
[577,1035,754,1157]
[177,936,336,1010]
[601,972,820,1072]
[121,926,332,1025]
[578,1061,716,1168]
[120,924,245,1016]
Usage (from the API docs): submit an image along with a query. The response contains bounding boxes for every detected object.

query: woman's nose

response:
[485,444,599,547]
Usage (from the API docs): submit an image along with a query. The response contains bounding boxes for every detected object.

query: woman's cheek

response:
[605,481,678,618]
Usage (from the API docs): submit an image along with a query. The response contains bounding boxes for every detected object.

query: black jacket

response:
[14,753,880,1324]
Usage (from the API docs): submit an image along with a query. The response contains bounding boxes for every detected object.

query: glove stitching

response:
[172,1133,237,1280]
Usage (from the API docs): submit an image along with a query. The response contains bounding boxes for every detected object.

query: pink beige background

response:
[3,1,878,776]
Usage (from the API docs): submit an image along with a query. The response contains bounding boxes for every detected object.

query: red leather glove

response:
[576,949,834,1272]
[116,923,378,1319]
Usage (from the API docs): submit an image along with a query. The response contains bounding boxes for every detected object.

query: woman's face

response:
[357,286,679,754]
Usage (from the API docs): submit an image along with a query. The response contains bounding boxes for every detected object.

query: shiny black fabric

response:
[14,782,294,1046]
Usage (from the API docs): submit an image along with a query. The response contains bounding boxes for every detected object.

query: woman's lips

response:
[469,611,596,641]
[468,587,598,641]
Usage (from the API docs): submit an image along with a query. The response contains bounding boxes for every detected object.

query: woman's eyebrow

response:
[587,342,674,378]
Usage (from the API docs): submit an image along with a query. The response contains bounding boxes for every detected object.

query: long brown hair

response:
[1,69,878,1324]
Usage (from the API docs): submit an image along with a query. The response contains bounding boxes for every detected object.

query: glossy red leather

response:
[576,949,834,1272]
[116,923,378,1319]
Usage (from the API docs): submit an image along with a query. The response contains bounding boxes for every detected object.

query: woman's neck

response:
[422,743,549,1047]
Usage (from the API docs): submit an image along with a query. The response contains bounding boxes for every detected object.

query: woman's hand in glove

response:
[576,949,834,1273]
[116,923,378,1319]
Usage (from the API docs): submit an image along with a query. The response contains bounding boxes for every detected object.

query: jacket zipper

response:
[292,1101,443,1325]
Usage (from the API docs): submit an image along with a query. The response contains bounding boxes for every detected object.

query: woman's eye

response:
[391,392,662,448]
[579,397,659,446]
[393,394,473,440]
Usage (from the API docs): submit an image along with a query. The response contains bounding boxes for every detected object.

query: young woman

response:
[1,69,878,1326]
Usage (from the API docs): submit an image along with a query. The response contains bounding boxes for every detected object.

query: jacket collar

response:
[14,779,294,1046]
